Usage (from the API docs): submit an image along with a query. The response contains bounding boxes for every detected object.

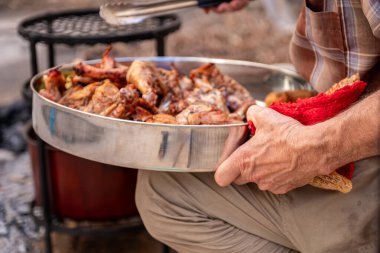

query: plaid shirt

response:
[289,0,380,92]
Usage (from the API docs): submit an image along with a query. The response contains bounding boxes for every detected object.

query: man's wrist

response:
[303,120,348,175]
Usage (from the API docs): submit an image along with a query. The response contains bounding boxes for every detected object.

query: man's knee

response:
[135,170,166,241]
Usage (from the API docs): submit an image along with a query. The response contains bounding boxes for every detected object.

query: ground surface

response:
[0,0,296,252]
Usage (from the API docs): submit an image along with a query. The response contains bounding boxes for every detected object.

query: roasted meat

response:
[59,82,102,109]
[39,69,66,102]
[126,60,160,107]
[39,48,256,125]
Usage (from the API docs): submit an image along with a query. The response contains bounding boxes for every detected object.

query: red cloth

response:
[248,81,367,180]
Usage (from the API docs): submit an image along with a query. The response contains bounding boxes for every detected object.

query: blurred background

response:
[0,0,302,252]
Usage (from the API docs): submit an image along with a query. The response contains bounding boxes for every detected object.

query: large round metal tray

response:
[31,57,310,172]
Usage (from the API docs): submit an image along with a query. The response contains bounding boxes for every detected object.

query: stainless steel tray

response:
[31,57,310,172]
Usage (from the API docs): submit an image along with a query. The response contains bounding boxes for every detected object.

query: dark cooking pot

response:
[26,125,139,221]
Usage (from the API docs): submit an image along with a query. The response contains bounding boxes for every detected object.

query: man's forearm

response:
[314,89,380,171]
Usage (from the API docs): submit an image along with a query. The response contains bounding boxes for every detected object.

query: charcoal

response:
[0,101,31,154]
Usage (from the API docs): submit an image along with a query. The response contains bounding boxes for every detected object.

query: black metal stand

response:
[18,9,181,253]
[37,137,52,253]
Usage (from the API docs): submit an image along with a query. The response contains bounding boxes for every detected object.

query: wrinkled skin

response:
[215,105,332,194]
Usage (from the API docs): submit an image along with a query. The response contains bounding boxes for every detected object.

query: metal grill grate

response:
[18,9,181,45]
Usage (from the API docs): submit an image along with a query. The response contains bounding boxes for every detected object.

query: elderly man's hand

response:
[215,105,337,194]
[207,0,250,13]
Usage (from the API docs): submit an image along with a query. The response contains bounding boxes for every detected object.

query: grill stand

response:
[18,9,181,253]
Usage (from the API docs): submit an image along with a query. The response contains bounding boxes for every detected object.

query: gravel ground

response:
[0,153,42,253]
[0,1,298,252]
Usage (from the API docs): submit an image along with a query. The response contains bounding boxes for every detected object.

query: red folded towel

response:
[248,77,367,191]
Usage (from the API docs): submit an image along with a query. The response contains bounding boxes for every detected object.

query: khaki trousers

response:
[136,157,379,253]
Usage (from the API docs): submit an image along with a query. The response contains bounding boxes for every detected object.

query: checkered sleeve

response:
[361,0,380,39]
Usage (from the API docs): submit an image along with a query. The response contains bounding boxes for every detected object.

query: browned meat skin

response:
[132,106,153,122]
[74,62,128,83]
[175,104,237,125]
[126,60,159,106]
[40,48,257,126]
[179,76,194,94]
[136,98,159,114]
[100,46,116,69]
[71,75,95,85]
[120,84,141,117]
[176,104,242,125]
[146,114,178,124]
[158,93,174,114]
[39,69,66,102]
[83,80,129,118]
[167,99,189,115]
[157,67,194,115]
[190,63,253,112]
[190,63,224,84]
[188,110,242,125]
[157,67,182,97]
[59,82,102,109]
[186,79,229,113]
[120,84,140,103]
[221,75,254,112]
[176,104,212,124]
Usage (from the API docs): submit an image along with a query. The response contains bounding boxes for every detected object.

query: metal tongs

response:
[100,0,232,25]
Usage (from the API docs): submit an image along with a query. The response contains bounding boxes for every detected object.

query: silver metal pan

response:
[31,57,310,172]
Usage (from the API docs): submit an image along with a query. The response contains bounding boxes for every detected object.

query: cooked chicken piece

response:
[70,75,95,86]
[176,104,238,125]
[179,76,194,94]
[127,60,160,106]
[176,104,212,124]
[190,63,225,85]
[136,98,159,114]
[158,92,189,115]
[168,99,189,115]
[100,46,116,69]
[132,106,153,122]
[187,110,242,125]
[158,93,174,114]
[157,67,182,97]
[186,80,229,113]
[42,48,257,126]
[59,82,102,109]
[73,46,128,83]
[120,84,139,102]
[39,69,66,102]
[84,80,130,118]
[146,114,178,124]
[190,63,253,112]
[120,84,141,116]
[74,62,128,83]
